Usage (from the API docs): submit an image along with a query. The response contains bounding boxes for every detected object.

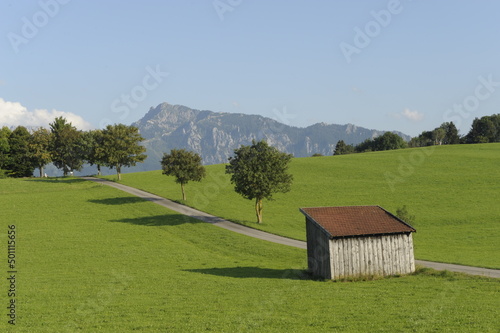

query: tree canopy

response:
[465,114,500,143]
[50,117,84,176]
[225,140,293,223]
[334,140,355,155]
[101,124,147,180]
[7,126,35,177]
[355,132,407,153]
[85,129,106,176]
[29,127,52,177]
[161,149,206,200]
[410,122,460,147]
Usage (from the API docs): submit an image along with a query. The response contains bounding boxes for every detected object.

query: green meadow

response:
[0,178,499,332]
[111,143,500,269]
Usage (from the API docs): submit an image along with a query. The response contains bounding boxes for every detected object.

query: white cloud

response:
[0,98,93,130]
[396,108,424,122]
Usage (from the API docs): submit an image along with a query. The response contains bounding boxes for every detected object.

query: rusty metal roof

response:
[299,206,416,238]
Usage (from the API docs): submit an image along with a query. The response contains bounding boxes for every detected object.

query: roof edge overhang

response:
[329,231,414,240]
[299,206,417,239]
[377,205,416,232]
[299,207,333,238]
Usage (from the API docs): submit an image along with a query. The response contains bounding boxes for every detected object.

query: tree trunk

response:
[97,164,101,176]
[255,197,263,223]
[117,166,121,181]
[39,166,44,178]
[181,183,186,201]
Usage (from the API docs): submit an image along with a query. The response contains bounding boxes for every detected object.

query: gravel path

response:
[83,176,500,279]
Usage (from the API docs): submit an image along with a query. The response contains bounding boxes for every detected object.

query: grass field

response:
[109,143,500,269]
[0,177,499,332]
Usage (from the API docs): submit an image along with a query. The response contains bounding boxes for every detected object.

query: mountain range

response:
[126,102,410,172]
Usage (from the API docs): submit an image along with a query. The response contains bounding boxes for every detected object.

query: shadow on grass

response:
[110,214,202,227]
[89,197,147,205]
[184,266,309,280]
[25,178,86,184]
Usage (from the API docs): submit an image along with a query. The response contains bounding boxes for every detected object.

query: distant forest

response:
[333,114,500,155]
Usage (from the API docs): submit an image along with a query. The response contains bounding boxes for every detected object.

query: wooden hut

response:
[299,206,416,280]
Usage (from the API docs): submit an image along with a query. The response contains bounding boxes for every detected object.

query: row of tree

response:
[333,114,500,155]
[409,115,500,147]
[334,131,408,155]
[0,117,147,180]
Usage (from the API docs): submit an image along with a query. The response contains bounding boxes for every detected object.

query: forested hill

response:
[131,102,410,170]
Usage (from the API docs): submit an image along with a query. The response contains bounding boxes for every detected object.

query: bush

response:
[0,169,11,179]
[395,205,416,226]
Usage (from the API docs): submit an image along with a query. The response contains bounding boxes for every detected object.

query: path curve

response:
[82,177,500,279]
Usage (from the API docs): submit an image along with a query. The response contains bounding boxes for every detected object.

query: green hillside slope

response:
[113,143,500,269]
[0,178,499,332]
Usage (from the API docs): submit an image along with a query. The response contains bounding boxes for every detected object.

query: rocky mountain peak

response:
[129,102,410,171]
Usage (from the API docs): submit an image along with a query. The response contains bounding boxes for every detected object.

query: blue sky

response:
[1,0,499,137]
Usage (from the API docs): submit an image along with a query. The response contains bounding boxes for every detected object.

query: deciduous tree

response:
[101,124,147,180]
[7,126,35,177]
[85,129,106,176]
[29,127,52,177]
[440,122,460,145]
[334,140,355,155]
[50,117,84,176]
[0,126,11,176]
[225,140,293,223]
[161,149,206,200]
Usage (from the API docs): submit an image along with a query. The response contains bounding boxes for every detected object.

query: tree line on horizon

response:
[0,117,146,180]
[333,114,500,155]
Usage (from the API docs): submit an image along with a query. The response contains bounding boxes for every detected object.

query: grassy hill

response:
[110,143,500,269]
[1,177,499,332]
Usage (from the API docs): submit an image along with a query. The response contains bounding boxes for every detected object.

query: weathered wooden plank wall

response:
[306,219,332,279]
[330,233,415,279]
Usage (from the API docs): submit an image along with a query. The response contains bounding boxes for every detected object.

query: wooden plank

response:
[352,238,357,276]
[330,239,338,279]
[359,237,365,276]
[403,234,409,274]
[322,234,330,279]
[408,234,415,273]
[388,235,395,275]
[331,239,337,279]
[393,235,398,275]
[367,236,374,275]
[344,238,350,277]
[351,238,358,276]
[383,236,389,276]
[337,238,344,279]
[376,236,383,275]
[372,237,379,275]
[398,234,405,274]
